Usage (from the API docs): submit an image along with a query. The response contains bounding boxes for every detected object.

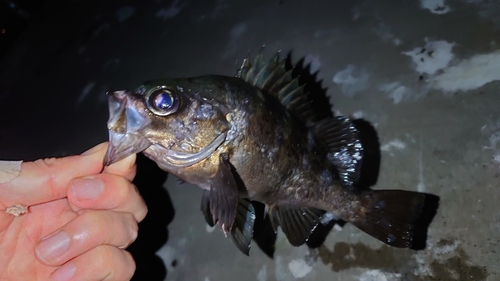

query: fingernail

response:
[51,262,76,281]
[71,177,104,199]
[81,143,106,155]
[36,231,71,263]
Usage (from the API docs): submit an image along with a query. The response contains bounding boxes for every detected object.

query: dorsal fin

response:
[312,116,364,187]
[236,49,319,126]
[236,49,364,187]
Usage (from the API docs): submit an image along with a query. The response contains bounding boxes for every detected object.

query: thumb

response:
[0,142,108,208]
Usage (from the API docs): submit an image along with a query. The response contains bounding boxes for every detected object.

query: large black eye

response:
[146,88,180,116]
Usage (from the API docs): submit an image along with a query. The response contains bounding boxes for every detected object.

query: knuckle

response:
[101,249,136,281]
[85,210,108,226]
[93,246,115,271]
[114,177,133,201]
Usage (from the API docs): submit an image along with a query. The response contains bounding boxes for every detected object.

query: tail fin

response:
[351,190,426,248]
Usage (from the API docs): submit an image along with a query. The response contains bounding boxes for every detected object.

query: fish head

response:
[104,78,231,168]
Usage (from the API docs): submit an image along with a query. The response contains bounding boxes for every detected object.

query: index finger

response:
[0,143,108,207]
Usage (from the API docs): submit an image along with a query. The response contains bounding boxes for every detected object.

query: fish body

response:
[104,52,427,255]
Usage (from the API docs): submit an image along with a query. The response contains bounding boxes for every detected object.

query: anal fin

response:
[268,205,325,246]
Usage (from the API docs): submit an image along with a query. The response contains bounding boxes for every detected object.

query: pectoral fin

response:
[209,154,239,233]
[268,205,325,246]
[230,199,256,255]
[201,193,256,255]
[200,190,214,227]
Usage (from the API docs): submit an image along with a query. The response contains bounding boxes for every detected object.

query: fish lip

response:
[104,90,152,166]
[151,131,227,168]
[103,131,152,166]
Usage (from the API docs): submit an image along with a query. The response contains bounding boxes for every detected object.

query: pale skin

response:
[0,143,148,281]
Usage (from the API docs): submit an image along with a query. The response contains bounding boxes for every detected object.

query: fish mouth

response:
[158,131,227,167]
[104,90,152,166]
[104,131,152,166]
[103,90,227,167]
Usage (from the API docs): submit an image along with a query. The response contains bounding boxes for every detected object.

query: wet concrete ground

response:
[1,0,499,280]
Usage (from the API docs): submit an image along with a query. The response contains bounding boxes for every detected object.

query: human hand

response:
[0,143,147,281]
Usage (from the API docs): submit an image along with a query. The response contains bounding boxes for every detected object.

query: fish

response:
[103,50,429,255]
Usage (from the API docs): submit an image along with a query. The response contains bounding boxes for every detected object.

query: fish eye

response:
[146,88,180,116]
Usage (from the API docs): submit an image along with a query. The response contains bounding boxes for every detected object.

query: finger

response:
[36,210,138,266]
[103,153,137,181]
[49,246,135,281]
[68,173,147,222]
[0,143,108,207]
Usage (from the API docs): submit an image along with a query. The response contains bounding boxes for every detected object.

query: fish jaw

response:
[103,90,152,166]
[104,131,151,165]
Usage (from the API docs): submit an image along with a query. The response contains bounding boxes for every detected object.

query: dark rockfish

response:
[104,51,427,255]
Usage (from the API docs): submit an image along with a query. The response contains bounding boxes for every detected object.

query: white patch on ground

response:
[304,54,321,73]
[115,6,135,22]
[420,0,451,14]
[403,40,455,75]
[485,131,500,150]
[433,241,459,255]
[156,0,183,20]
[274,256,288,281]
[222,22,247,58]
[413,239,460,276]
[432,51,500,92]
[205,224,215,233]
[333,224,343,231]
[320,212,339,225]
[288,258,312,279]
[156,245,177,272]
[481,121,500,165]
[494,154,500,164]
[333,65,370,97]
[76,82,96,107]
[413,254,432,276]
[257,264,267,281]
[378,82,411,104]
[359,270,402,281]
[352,111,364,119]
[381,140,406,151]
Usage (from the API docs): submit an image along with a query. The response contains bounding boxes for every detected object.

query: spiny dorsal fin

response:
[267,205,325,246]
[312,116,364,187]
[236,49,319,126]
